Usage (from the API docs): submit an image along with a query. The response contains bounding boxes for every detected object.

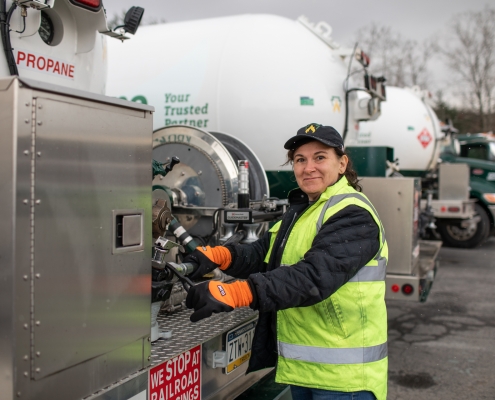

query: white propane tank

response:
[355,86,444,173]
[0,0,108,93]
[106,14,360,173]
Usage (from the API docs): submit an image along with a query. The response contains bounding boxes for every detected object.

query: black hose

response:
[15,15,25,34]
[342,88,362,141]
[0,0,18,75]
[203,207,224,245]
[341,42,359,141]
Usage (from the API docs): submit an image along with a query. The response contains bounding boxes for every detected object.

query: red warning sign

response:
[149,345,201,400]
[417,128,432,148]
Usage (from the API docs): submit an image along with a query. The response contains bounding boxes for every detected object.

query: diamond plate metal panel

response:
[151,307,258,366]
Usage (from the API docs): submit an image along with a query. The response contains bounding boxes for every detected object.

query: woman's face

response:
[293,141,348,201]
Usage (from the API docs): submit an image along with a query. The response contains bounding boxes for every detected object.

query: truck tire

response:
[437,203,491,248]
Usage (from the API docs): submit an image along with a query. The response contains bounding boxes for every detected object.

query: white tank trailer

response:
[355,86,444,172]
[106,14,441,303]
[106,14,382,182]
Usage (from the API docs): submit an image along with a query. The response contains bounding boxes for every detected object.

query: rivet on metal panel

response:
[23,199,28,204]
[23,275,28,280]
[23,355,28,361]
[181,172,185,176]
[25,102,30,106]
[35,368,40,373]
[38,105,42,109]
[24,150,29,156]
[23,372,28,377]
[35,199,41,205]
[398,191,401,195]
[23,324,28,329]
[17,391,21,397]
[37,152,41,157]
[35,273,41,279]
[24,119,29,124]
[147,337,151,342]
[397,208,401,211]
[37,121,42,126]
[148,356,151,361]
[198,171,202,175]
[35,321,40,326]
[36,351,41,357]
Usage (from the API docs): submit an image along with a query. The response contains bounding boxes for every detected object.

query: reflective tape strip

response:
[315,193,351,232]
[278,341,387,365]
[316,193,385,243]
[182,236,193,245]
[349,261,387,282]
[282,259,386,282]
[173,226,187,237]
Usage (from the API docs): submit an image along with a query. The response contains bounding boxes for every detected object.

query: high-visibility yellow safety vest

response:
[264,176,388,400]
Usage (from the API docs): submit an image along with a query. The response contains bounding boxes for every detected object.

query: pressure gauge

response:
[38,11,54,45]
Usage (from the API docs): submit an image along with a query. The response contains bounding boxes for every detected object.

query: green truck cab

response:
[440,133,495,243]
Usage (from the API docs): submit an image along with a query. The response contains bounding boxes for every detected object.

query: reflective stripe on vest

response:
[281,261,387,282]
[349,261,386,282]
[316,193,386,244]
[315,192,387,283]
[278,341,388,364]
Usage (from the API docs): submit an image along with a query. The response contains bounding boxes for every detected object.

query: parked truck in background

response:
[440,132,495,240]
[355,86,489,248]
[106,14,441,302]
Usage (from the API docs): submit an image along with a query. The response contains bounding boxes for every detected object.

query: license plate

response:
[225,319,257,374]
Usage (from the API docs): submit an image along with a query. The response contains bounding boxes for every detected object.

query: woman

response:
[184,123,388,400]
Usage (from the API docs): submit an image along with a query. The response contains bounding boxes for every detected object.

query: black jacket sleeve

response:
[247,205,380,312]
[222,230,271,279]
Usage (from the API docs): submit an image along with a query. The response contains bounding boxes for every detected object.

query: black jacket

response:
[224,187,380,373]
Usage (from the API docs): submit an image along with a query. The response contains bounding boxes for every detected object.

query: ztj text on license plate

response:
[225,319,256,374]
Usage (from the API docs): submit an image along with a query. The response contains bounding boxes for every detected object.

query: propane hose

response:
[0,0,18,75]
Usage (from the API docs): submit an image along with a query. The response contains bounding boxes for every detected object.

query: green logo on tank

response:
[300,96,314,106]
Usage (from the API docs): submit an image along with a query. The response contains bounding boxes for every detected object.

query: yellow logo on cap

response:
[305,125,316,134]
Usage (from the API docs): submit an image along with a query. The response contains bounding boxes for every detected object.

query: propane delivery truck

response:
[106,14,442,302]
[1,2,290,399]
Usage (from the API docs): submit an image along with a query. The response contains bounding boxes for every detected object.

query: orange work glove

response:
[183,246,232,280]
[185,280,253,322]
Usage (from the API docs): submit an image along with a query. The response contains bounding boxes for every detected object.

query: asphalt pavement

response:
[387,237,495,399]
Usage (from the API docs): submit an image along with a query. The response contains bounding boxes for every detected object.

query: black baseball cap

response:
[284,123,344,151]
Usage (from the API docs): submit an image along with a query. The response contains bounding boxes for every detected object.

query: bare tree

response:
[107,9,127,30]
[441,6,495,131]
[355,22,433,88]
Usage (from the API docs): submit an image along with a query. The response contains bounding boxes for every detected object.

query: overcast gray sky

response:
[103,0,490,44]
[102,0,492,103]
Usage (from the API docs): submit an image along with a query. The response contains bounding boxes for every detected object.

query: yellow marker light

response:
[482,193,495,203]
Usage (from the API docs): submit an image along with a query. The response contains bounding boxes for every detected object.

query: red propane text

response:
[16,51,75,79]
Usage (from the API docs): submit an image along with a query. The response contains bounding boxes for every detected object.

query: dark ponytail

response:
[334,147,362,192]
